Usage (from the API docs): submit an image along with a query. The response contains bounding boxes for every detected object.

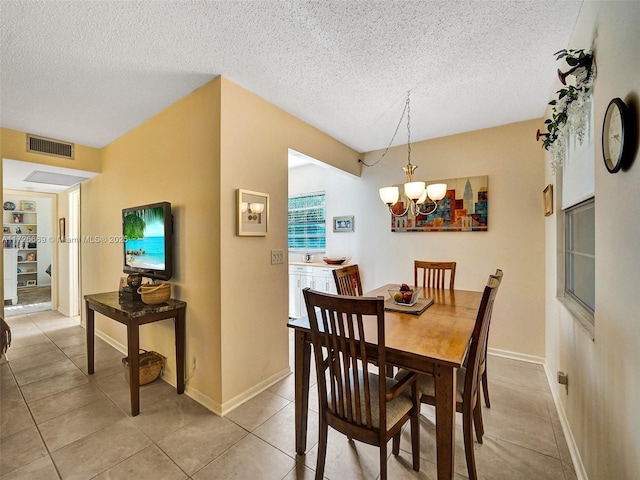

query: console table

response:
[84,292,186,416]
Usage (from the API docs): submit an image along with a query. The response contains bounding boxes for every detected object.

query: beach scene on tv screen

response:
[124,207,165,270]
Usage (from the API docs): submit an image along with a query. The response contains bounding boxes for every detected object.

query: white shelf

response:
[3,204,38,295]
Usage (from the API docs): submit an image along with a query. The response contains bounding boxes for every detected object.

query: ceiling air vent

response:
[26,134,74,159]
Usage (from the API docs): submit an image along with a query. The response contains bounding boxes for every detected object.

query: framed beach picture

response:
[237,189,269,236]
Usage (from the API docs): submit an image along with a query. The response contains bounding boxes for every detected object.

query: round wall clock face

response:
[602,98,631,173]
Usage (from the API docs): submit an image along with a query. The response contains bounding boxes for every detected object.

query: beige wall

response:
[83,78,224,405]
[544,3,640,479]
[0,127,101,173]
[356,119,546,358]
[79,76,359,412]
[218,77,360,408]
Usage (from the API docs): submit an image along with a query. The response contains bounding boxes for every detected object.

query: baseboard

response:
[217,366,292,416]
[542,363,589,480]
[94,329,126,354]
[93,329,291,417]
[487,347,545,365]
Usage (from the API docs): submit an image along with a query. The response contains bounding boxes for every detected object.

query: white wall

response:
[288,163,359,263]
[291,118,546,358]
[545,3,640,479]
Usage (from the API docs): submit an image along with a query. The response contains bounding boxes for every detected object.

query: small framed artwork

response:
[26,280,37,287]
[543,184,554,216]
[20,200,36,211]
[59,218,66,242]
[333,216,354,233]
[12,213,23,223]
[237,189,269,236]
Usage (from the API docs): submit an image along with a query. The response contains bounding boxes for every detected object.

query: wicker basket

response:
[137,282,171,305]
[122,349,166,385]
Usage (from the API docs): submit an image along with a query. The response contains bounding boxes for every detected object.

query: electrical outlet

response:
[271,249,284,265]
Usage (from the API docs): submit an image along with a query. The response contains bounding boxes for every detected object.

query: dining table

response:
[287,284,483,480]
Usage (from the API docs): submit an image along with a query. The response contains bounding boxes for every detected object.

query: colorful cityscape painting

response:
[390,175,488,232]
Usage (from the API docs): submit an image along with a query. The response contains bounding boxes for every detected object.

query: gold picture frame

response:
[543,184,554,216]
[237,189,269,236]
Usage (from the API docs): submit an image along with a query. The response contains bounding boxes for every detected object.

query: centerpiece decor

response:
[537,49,596,173]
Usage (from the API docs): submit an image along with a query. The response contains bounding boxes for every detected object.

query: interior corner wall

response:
[218,77,360,409]
[544,3,640,479]
[359,119,546,358]
[83,78,223,408]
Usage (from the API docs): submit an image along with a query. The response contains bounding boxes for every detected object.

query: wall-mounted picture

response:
[237,189,269,236]
[20,200,36,211]
[390,175,489,233]
[333,216,354,232]
[543,184,554,216]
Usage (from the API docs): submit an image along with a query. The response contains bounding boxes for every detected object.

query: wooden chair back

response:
[333,264,363,296]
[414,261,456,289]
[464,271,502,410]
[477,269,503,407]
[302,287,421,479]
[303,288,386,431]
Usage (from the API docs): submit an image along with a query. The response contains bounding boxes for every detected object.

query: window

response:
[288,193,326,251]
[564,198,595,323]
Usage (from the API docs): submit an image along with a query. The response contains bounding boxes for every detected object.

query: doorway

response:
[2,159,97,318]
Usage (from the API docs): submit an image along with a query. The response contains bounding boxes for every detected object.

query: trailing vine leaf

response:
[540,49,596,172]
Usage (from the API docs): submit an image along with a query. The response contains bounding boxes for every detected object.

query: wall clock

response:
[602,98,635,173]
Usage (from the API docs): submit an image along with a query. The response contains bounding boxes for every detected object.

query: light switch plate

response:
[271,249,284,265]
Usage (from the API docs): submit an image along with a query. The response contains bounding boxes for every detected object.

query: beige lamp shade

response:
[379,186,400,205]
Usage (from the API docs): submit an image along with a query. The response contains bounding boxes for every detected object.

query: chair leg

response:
[463,408,478,480]
[473,401,484,444]
[411,402,420,472]
[379,438,388,480]
[392,433,400,455]
[482,369,491,408]
[315,416,328,480]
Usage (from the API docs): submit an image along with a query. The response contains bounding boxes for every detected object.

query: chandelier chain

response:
[407,91,411,165]
[360,91,411,167]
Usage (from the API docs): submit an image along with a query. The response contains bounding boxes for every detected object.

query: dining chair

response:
[476,268,503,408]
[332,264,363,296]
[395,270,503,480]
[414,261,456,289]
[303,288,421,480]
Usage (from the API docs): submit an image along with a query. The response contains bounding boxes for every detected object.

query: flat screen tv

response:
[122,201,173,280]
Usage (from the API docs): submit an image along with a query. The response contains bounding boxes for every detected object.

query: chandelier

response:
[374,92,447,217]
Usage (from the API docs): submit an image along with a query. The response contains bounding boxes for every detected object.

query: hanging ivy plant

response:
[539,49,596,172]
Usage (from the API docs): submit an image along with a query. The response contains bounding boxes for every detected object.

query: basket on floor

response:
[122,349,166,385]
[137,282,171,305]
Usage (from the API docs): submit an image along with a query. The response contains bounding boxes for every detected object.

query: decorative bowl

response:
[3,201,15,211]
[388,286,422,306]
[323,257,346,265]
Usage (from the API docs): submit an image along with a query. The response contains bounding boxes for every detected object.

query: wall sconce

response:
[242,202,265,220]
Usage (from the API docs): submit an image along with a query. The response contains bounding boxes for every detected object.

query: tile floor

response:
[1,310,578,479]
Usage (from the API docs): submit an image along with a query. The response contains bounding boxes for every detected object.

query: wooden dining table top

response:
[287,284,482,370]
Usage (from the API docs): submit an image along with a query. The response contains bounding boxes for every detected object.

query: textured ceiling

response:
[0,1,583,153]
